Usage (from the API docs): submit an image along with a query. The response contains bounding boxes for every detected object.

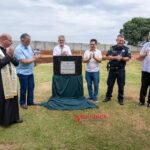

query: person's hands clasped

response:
[6,47,14,57]
[116,55,122,61]
[93,53,97,60]
[61,51,68,56]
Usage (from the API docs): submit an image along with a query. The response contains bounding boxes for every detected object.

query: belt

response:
[109,66,124,70]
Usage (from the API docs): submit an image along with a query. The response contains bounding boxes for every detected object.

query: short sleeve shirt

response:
[53,45,72,56]
[106,45,131,68]
[84,49,102,72]
[14,44,34,75]
[140,42,150,73]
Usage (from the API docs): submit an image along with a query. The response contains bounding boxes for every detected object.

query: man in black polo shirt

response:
[103,35,131,105]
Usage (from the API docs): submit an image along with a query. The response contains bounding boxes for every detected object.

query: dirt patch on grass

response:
[125,86,140,102]
[120,109,150,132]
[36,83,51,94]
[0,144,19,150]
[35,83,51,101]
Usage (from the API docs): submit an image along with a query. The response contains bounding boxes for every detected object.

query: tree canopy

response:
[120,17,150,46]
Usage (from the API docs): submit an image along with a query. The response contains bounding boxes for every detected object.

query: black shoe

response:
[138,102,145,106]
[118,101,124,105]
[15,118,23,124]
[147,103,150,108]
[103,97,111,102]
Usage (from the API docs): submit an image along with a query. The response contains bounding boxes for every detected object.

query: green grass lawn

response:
[0,61,150,150]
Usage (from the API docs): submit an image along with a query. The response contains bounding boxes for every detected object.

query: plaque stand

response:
[41,56,97,110]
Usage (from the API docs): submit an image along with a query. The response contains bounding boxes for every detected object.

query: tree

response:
[120,17,150,46]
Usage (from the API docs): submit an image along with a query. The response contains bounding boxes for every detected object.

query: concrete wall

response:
[13,41,139,51]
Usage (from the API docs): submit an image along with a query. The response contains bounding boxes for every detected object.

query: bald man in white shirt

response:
[53,35,72,56]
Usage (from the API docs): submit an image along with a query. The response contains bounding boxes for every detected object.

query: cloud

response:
[0,0,149,44]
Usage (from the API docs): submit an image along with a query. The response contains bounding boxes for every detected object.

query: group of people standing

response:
[0,33,150,127]
[84,35,131,105]
[53,34,150,107]
[83,34,150,107]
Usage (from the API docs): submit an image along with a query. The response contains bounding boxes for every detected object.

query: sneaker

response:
[20,105,28,109]
[147,103,150,108]
[87,97,93,101]
[28,101,40,106]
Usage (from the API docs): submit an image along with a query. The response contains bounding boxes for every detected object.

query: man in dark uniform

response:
[103,35,131,105]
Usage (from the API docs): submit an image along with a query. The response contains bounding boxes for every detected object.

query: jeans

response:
[85,71,100,100]
[17,74,35,105]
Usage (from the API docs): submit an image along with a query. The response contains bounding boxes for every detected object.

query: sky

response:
[0,0,150,44]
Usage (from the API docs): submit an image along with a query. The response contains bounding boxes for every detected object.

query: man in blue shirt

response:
[15,33,40,109]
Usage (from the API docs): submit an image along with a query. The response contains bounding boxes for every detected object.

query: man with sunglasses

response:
[53,35,72,56]
[104,34,131,105]
[83,39,102,102]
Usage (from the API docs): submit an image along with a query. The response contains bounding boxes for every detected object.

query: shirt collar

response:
[59,44,66,49]
[90,49,96,52]
[21,44,29,49]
